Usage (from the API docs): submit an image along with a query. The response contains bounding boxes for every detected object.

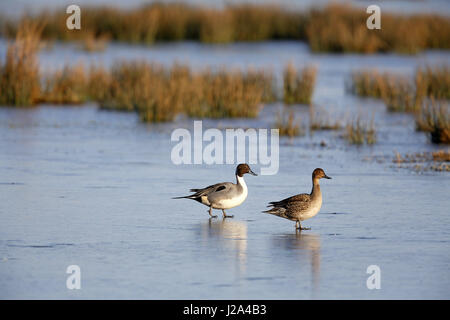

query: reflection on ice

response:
[201,219,248,274]
[273,232,321,293]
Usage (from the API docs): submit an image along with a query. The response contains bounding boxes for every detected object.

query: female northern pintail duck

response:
[263,168,331,230]
[174,163,257,218]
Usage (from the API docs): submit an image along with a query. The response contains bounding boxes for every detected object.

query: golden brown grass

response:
[0,25,282,123]
[274,107,303,137]
[415,65,450,100]
[381,79,420,113]
[415,100,450,144]
[40,64,88,104]
[283,64,317,105]
[307,4,450,54]
[2,3,448,53]
[2,3,304,44]
[393,150,450,171]
[350,65,450,113]
[344,116,376,145]
[309,105,342,131]
[80,32,109,52]
[99,62,269,122]
[86,66,111,102]
[0,21,44,106]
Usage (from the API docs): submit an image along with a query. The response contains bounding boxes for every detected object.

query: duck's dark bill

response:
[249,170,258,176]
[324,175,332,179]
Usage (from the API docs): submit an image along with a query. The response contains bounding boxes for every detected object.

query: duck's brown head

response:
[236,163,257,177]
[312,168,332,180]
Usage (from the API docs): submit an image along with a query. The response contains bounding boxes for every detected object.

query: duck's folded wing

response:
[190,182,232,197]
[267,193,310,208]
[264,194,311,220]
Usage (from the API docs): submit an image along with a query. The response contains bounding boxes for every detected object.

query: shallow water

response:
[0,39,450,299]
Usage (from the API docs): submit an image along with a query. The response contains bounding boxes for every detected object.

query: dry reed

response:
[0,21,43,106]
[283,64,317,105]
[2,3,448,53]
[415,100,450,144]
[274,107,303,137]
[344,116,376,145]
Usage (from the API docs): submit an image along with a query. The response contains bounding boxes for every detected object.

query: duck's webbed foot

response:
[208,207,217,218]
[296,221,310,231]
[222,209,234,219]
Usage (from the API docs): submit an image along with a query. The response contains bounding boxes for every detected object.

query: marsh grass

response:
[415,100,450,144]
[350,65,450,113]
[283,64,317,105]
[393,150,450,171]
[80,32,109,52]
[2,3,304,44]
[415,65,450,100]
[0,21,44,106]
[0,26,281,123]
[274,107,303,137]
[381,79,420,113]
[307,4,450,54]
[344,116,376,145]
[350,70,419,112]
[98,62,270,122]
[0,22,306,123]
[309,105,342,131]
[40,65,88,104]
[86,66,111,102]
[3,3,447,53]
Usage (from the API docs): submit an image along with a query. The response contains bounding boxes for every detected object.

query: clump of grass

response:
[198,8,234,43]
[349,70,419,112]
[431,150,450,162]
[0,23,274,122]
[349,70,383,98]
[196,68,265,118]
[306,4,383,54]
[2,3,449,53]
[306,4,450,54]
[415,65,450,100]
[0,20,43,106]
[350,65,450,113]
[381,79,420,113]
[40,64,88,104]
[283,64,317,105]
[393,150,450,172]
[274,107,303,137]
[415,100,449,144]
[344,116,376,145]
[80,32,109,52]
[97,62,269,122]
[100,62,168,116]
[86,66,111,102]
[309,105,342,131]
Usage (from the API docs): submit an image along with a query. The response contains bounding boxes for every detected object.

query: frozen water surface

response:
[0,40,449,299]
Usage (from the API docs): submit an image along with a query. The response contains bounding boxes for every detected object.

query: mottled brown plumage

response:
[264,168,331,230]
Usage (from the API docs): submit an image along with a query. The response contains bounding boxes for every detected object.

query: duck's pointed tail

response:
[172,195,195,200]
[262,207,287,217]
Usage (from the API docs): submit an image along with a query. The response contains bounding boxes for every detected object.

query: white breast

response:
[214,176,248,209]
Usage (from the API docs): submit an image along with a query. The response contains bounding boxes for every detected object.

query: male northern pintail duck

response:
[263,168,331,230]
[174,163,257,218]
